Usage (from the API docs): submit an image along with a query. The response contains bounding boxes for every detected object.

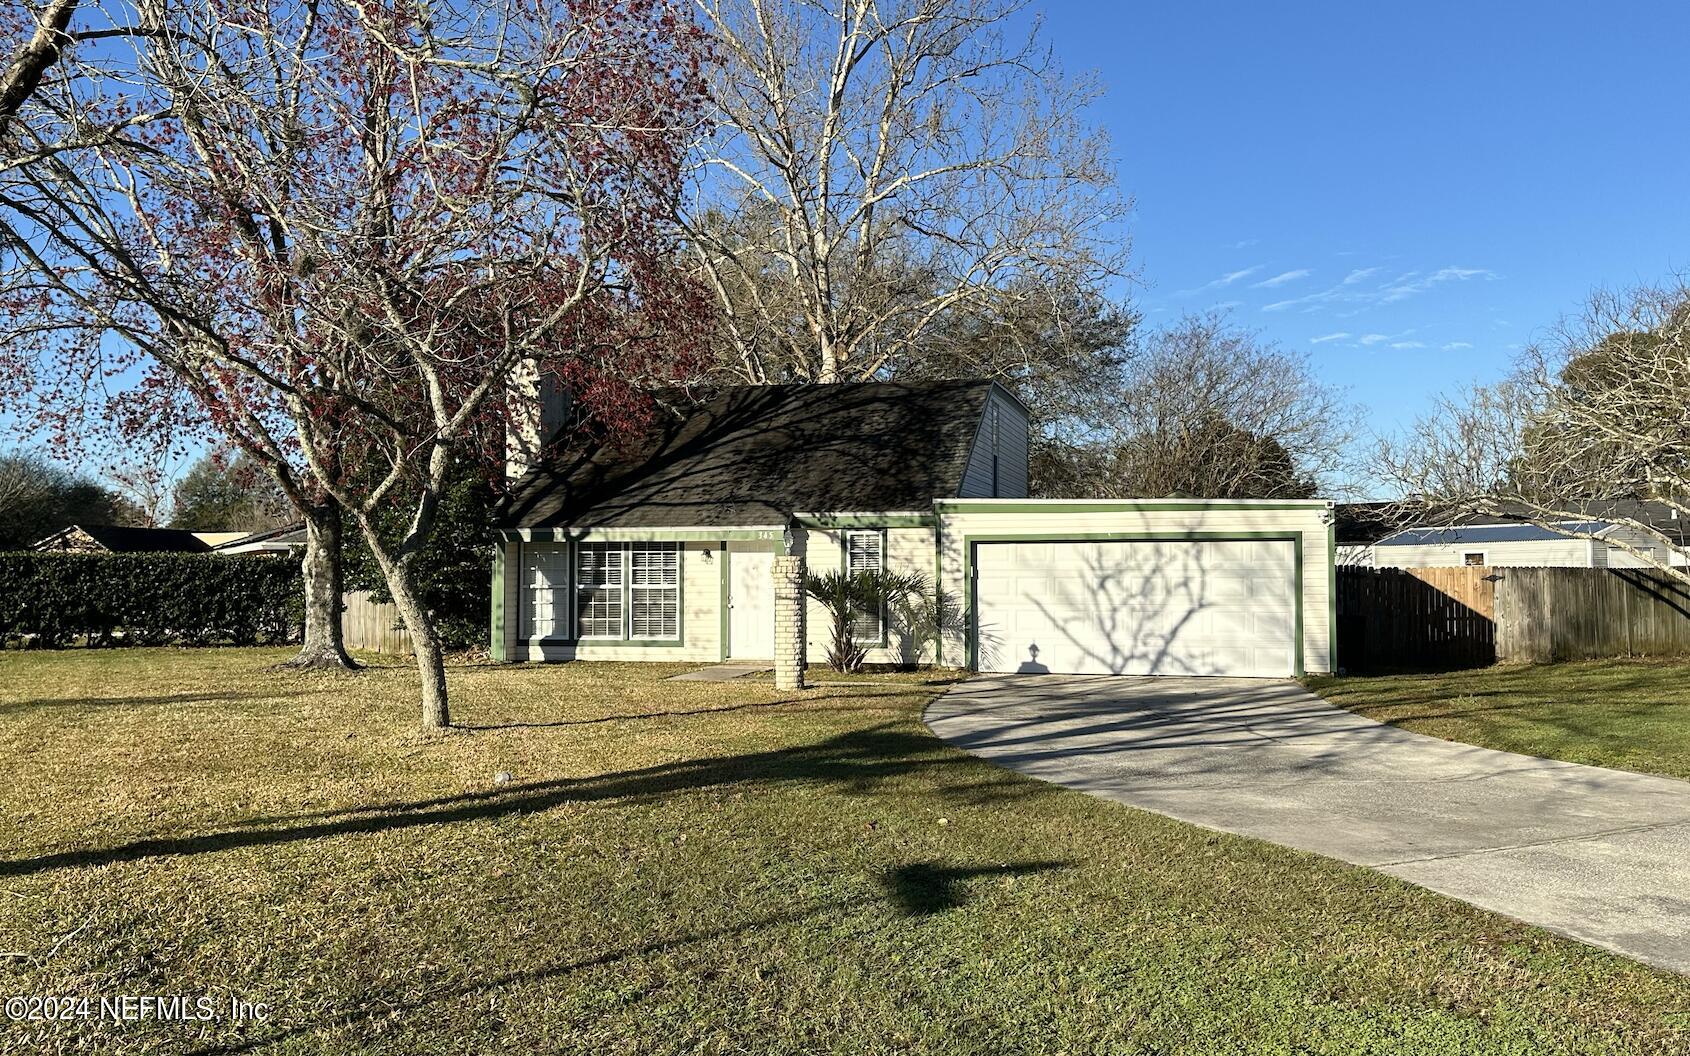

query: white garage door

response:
[973,539,1296,677]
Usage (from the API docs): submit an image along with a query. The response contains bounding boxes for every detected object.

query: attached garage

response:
[972,538,1298,677]
[936,500,1335,678]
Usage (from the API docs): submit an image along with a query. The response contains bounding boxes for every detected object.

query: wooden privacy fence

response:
[1337,567,1496,673]
[1494,567,1690,662]
[1338,565,1690,671]
[342,590,413,655]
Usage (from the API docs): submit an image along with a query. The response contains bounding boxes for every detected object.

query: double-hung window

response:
[629,545,681,639]
[521,545,570,640]
[575,542,679,641]
[844,529,885,642]
[575,543,625,638]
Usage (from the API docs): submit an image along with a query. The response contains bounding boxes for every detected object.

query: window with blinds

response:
[571,542,680,641]
[521,544,569,640]
[629,543,680,639]
[575,543,625,639]
[845,530,884,641]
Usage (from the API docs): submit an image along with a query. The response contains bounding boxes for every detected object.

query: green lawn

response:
[2,650,1688,1055]
[1306,659,1690,781]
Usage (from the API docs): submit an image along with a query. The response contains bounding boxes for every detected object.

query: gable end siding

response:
[957,387,1031,498]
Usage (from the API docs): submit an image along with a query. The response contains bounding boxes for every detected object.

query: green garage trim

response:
[960,531,1306,676]
[1328,519,1338,673]
[936,500,1330,514]
[718,542,730,661]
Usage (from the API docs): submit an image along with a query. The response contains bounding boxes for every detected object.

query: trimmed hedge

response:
[0,552,302,648]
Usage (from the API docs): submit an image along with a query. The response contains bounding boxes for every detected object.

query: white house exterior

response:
[491,382,1336,679]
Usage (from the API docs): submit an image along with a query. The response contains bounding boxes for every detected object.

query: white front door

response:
[727,550,775,659]
[973,539,1297,677]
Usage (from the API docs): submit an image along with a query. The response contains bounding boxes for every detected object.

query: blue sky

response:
[1035,1,1690,444]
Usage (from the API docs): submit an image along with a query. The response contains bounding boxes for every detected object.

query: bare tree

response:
[1041,313,1355,499]
[1376,280,1690,581]
[0,0,712,726]
[1,0,364,669]
[685,0,1129,383]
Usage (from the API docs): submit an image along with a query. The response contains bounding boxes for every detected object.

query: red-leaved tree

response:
[0,0,714,725]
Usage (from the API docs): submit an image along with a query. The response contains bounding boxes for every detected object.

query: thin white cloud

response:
[1442,341,1473,351]
[1213,266,1262,287]
[1260,263,1498,315]
[1178,265,1263,296]
[1379,266,1497,304]
[1250,269,1312,289]
[1390,341,1426,349]
[1309,332,1350,345]
[1232,239,1260,249]
[1358,333,1391,346]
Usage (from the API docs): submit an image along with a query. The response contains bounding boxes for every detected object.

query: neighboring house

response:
[1333,501,1401,568]
[491,381,1336,678]
[31,523,302,555]
[210,523,306,555]
[1337,501,1689,569]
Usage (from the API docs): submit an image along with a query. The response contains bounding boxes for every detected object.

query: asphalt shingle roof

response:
[48,525,213,552]
[496,381,1002,530]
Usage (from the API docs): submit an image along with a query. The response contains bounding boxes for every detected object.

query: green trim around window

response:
[839,527,891,648]
[936,500,1332,514]
[794,513,936,529]
[489,544,508,662]
[933,521,948,666]
[960,532,1307,676]
[522,540,685,649]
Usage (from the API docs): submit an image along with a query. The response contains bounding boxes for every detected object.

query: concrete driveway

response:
[925,674,1690,975]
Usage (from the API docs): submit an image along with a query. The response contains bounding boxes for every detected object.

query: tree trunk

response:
[279,503,358,670]
[0,0,78,136]
[381,555,450,728]
[351,524,450,728]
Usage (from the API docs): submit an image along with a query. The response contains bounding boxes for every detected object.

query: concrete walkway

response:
[925,674,1690,975]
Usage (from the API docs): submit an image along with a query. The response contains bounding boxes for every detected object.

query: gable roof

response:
[496,381,1005,530]
[210,523,307,551]
[32,524,213,553]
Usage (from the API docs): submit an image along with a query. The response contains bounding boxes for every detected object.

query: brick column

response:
[772,554,806,690]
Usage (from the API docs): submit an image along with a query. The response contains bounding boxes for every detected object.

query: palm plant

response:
[801,568,929,673]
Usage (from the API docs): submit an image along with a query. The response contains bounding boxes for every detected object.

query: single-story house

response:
[1338,501,1688,570]
[491,381,1336,678]
[209,523,307,555]
[31,522,303,555]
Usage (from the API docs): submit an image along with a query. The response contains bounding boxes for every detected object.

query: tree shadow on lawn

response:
[882,860,1069,916]
[0,724,1052,880]
[459,689,914,731]
[0,691,305,715]
[187,855,1076,1055]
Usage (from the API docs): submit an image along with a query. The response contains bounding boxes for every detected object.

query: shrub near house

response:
[0,552,301,647]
